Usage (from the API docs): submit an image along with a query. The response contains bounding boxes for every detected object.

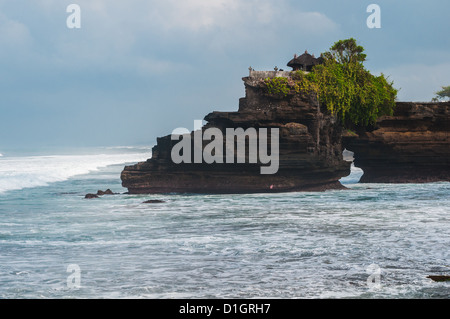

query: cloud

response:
[136,56,193,75]
[118,0,338,34]
[0,13,32,50]
[135,0,339,58]
[4,0,337,76]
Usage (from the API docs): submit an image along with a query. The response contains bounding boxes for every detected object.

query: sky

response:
[0,0,449,150]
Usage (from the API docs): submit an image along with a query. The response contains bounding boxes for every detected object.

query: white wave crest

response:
[0,151,148,194]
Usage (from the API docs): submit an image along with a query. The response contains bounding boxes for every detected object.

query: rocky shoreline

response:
[344,101,450,183]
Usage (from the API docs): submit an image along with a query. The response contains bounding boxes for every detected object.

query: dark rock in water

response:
[344,102,450,183]
[121,75,351,194]
[97,189,115,195]
[143,200,165,203]
[84,189,115,198]
[427,275,450,282]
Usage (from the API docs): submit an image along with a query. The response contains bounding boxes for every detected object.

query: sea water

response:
[0,147,448,298]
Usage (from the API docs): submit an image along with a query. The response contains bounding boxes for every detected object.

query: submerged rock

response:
[427,275,450,282]
[84,189,116,198]
[97,189,115,195]
[143,200,166,204]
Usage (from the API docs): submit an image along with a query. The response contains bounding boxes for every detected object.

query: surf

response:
[0,149,148,194]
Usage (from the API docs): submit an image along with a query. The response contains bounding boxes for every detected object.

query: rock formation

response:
[427,275,450,282]
[84,189,116,198]
[344,101,450,183]
[97,189,115,195]
[143,200,166,204]
[121,75,351,194]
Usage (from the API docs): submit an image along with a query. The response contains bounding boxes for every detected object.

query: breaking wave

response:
[0,149,148,194]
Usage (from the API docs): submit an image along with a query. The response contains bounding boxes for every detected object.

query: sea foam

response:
[0,151,148,194]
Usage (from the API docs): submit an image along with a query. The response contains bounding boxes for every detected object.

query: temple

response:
[248,50,324,79]
[287,50,323,71]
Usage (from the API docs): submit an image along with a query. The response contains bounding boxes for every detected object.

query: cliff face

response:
[121,76,351,194]
[344,102,450,183]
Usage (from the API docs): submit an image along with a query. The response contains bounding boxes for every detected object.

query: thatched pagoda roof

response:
[287,50,322,71]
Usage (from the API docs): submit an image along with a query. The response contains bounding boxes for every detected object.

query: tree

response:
[432,85,450,101]
[327,38,367,65]
[310,39,396,127]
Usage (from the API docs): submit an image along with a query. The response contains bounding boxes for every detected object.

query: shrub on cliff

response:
[432,85,450,101]
[264,77,291,97]
[264,72,317,98]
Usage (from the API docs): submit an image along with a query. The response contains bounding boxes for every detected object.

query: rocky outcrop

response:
[96,189,115,195]
[84,189,116,198]
[344,102,450,183]
[143,200,166,204]
[121,76,351,194]
[427,275,450,282]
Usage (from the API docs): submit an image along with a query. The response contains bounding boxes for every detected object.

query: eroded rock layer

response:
[344,102,450,183]
[121,76,351,194]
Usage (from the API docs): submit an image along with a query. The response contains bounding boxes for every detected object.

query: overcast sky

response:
[0,0,449,150]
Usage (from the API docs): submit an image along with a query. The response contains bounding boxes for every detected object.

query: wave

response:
[339,164,364,185]
[0,151,149,194]
[102,145,152,150]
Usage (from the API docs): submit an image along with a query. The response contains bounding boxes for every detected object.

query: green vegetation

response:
[264,38,398,128]
[432,85,450,101]
[264,77,291,97]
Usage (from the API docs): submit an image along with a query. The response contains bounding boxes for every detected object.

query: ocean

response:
[0,146,448,299]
